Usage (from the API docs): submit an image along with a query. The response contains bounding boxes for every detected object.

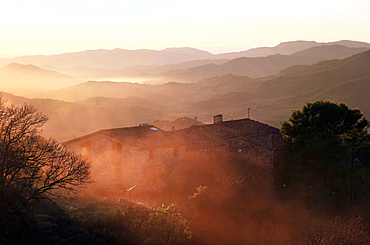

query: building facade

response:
[62,115,284,184]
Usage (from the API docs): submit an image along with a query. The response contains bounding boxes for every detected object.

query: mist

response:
[71,145,345,245]
[76,149,298,244]
[2,41,370,244]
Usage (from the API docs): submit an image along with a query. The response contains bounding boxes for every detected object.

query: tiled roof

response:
[172,126,225,150]
[63,125,187,150]
[172,118,284,151]
[62,117,284,151]
[102,126,187,149]
[221,118,279,135]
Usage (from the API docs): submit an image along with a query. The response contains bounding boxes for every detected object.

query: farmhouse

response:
[62,115,284,184]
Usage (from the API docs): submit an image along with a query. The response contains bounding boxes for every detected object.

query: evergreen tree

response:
[280,100,370,204]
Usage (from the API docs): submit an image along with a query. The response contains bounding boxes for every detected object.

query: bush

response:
[299,216,370,245]
[71,201,192,245]
[144,204,192,245]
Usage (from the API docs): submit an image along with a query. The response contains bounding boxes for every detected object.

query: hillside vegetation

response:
[2,40,370,245]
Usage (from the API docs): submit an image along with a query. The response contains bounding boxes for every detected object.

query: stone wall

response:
[64,135,187,185]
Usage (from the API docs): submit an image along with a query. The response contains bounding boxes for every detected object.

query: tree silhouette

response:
[280,100,370,204]
[0,97,93,206]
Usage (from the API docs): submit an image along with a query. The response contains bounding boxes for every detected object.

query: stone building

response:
[62,125,187,183]
[62,115,284,184]
[175,115,284,165]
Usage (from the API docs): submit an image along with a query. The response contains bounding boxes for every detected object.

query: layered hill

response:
[31,49,370,128]
[0,41,368,93]
[1,40,369,71]
[0,48,216,69]
[186,49,370,126]
[73,43,366,81]
[76,96,166,110]
[1,41,370,141]
[254,49,370,99]
[170,45,369,80]
[33,73,256,105]
[216,40,370,59]
[0,63,80,95]
[0,92,169,142]
[40,42,370,82]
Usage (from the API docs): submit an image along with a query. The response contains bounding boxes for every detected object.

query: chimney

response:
[268,134,274,148]
[213,114,223,124]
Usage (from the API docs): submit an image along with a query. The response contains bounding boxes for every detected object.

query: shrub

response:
[299,216,370,245]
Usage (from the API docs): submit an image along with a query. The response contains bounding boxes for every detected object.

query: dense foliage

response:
[2,98,370,244]
[280,100,370,206]
[70,201,192,245]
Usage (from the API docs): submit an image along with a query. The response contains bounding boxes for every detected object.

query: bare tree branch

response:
[0,95,93,206]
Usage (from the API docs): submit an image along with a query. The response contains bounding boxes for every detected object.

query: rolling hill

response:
[0,63,81,95]
[0,41,368,90]
[31,49,370,129]
[2,40,370,141]
[1,40,369,71]
[44,42,370,82]
[0,48,216,69]
[0,92,168,142]
[186,49,370,126]
[76,96,167,110]
[253,49,370,99]
[32,73,256,106]
[33,81,156,101]
[3,44,366,98]
[216,40,370,59]
[170,45,369,80]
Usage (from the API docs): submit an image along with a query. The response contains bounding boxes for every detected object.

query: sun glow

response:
[0,0,369,57]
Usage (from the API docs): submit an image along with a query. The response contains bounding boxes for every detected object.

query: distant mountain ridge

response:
[28,47,370,104]
[0,40,369,70]
[253,49,370,98]
[186,49,370,125]
[1,43,368,97]
[170,45,369,80]
[0,47,216,69]
[216,40,370,59]
[47,44,370,82]
[2,48,370,141]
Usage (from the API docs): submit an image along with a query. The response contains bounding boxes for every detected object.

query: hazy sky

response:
[0,0,369,57]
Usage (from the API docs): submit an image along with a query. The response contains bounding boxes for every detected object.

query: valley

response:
[1,40,370,142]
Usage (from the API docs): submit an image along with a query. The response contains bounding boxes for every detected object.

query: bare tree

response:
[0,96,92,204]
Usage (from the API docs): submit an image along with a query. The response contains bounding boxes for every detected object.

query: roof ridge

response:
[101,124,157,131]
